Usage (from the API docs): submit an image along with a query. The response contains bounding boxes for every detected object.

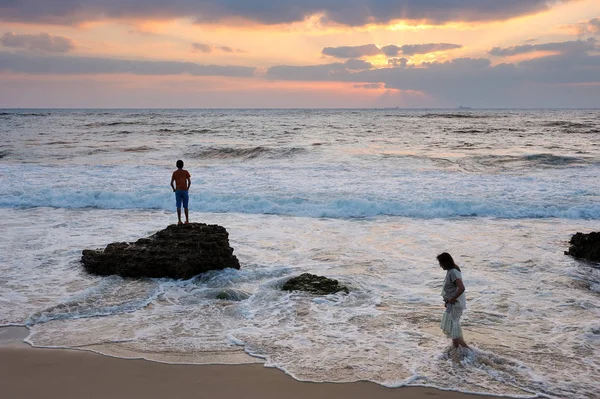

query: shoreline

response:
[0,327,508,399]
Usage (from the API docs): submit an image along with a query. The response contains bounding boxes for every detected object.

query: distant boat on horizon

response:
[457,105,473,110]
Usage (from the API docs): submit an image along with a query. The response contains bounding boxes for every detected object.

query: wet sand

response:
[0,327,501,399]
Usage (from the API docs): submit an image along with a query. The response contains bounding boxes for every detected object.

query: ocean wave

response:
[422,113,488,119]
[0,112,50,117]
[0,150,10,159]
[377,153,596,170]
[25,276,161,325]
[543,121,592,129]
[85,121,141,127]
[187,146,307,160]
[1,190,599,219]
[122,146,154,152]
[467,154,594,169]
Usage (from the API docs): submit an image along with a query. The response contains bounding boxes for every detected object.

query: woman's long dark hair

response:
[437,252,461,271]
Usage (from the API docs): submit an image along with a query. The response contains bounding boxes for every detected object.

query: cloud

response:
[353,83,384,89]
[191,43,213,53]
[0,32,75,53]
[267,62,352,81]
[191,42,242,53]
[345,58,373,70]
[382,43,463,56]
[322,44,381,59]
[592,18,600,34]
[323,42,462,59]
[266,58,371,81]
[565,17,600,36]
[0,51,256,76]
[0,1,576,27]
[266,52,600,106]
[489,38,598,56]
[388,58,409,67]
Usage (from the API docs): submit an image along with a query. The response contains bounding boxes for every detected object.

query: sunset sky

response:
[0,0,599,108]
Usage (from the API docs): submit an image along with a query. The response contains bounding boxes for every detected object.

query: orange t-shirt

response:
[172,169,191,190]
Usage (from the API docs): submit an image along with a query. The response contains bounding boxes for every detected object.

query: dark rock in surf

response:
[214,288,251,301]
[282,273,349,295]
[565,232,600,262]
[81,223,240,279]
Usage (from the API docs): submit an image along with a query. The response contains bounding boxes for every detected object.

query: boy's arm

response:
[170,174,176,192]
[186,176,191,190]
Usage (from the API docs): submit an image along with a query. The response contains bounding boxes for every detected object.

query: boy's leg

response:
[182,191,189,224]
[175,190,184,225]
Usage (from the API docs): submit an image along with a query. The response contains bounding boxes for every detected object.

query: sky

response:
[0,0,599,108]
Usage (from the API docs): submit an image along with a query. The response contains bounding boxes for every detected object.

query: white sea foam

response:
[1,208,598,398]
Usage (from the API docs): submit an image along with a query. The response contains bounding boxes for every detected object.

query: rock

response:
[282,273,349,295]
[214,288,251,301]
[81,223,240,279]
[565,232,600,262]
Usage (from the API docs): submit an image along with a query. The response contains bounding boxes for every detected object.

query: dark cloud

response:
[322,44,381,59]
[396,43,463,56]
[191,42,241,53]
[388,57,409,67]
[0,1,575,27]
[421,57,491,69]
[324,42,462,59]
[345,58,373,70]
[266,52,600,106]
[380,45,401,57]
[267,62,352,81]
[0,32,75,53]
[0,51,256,76]
[489,38,598,56]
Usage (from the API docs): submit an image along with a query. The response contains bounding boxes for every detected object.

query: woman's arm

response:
[447,278,465,304]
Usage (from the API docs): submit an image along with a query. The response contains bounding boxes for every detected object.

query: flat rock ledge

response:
[565,232,600,263]
[82,223,240,279]
[282,273,349,295]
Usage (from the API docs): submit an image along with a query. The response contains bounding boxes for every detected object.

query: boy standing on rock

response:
[170,159,191,225]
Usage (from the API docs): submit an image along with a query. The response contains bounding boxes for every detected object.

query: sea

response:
[1,109,599,398]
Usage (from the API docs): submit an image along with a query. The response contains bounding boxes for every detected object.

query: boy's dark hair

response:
[176,160,184,168]
[437,252,461,271]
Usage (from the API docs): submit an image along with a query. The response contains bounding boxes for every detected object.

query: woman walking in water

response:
[438,252,469,349]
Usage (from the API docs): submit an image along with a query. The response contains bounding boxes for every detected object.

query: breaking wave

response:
[462,153,595,171]
[187,146,307,160]
[1,189,599,219]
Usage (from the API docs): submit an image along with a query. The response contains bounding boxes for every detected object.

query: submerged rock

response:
[214,288,251,301]
[282,273,349,295]
[81,223,240,279]
[565,232,600,262]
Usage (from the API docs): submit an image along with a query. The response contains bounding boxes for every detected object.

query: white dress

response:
[440,269,466,339]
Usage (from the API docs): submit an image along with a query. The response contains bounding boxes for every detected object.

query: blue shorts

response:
[175,190,189,209]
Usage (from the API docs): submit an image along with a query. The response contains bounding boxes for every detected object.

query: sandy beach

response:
[0,327,502,399]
